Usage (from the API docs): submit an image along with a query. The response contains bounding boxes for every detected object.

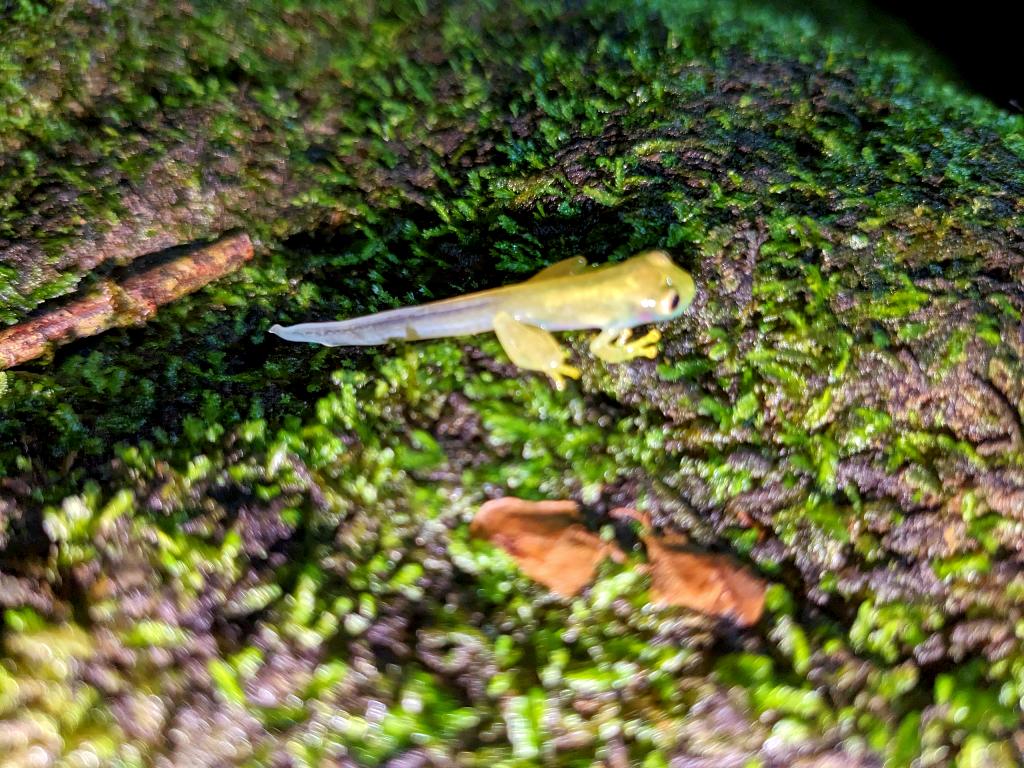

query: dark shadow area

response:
[867,0,1022,110]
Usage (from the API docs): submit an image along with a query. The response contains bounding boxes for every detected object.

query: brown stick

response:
[0,233,253,370]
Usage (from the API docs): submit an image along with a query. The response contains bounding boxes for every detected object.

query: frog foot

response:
[547,362,582,391]
[590,327,661,364]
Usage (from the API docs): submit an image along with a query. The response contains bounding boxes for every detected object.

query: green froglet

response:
[269,250,695,389]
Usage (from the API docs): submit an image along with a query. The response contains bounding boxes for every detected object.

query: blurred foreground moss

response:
[2,0,1024,765]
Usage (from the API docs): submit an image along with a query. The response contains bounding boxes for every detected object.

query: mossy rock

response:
[1,1,1023,766]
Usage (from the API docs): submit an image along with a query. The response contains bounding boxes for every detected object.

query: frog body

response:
[270,250,695,388]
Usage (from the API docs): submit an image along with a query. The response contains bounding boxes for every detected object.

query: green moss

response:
[849,601,945,664]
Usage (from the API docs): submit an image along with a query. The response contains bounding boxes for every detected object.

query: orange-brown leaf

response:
[471,497,613,597]
[643,534,766,627]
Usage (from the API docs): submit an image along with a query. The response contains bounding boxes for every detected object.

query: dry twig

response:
[0,233,252,369]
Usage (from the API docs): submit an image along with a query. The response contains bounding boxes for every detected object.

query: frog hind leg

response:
[589,327,661,364]
[492,311,581,390]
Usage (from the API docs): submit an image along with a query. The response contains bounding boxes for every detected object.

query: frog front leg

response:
[589,327,661,364]
[492,311,581,390]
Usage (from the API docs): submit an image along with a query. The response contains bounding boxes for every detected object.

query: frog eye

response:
[655,289,681,316]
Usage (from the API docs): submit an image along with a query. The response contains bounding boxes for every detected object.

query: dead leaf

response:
[472,499,766,623]
[471,497,616,596]
[609,508,765,625]
[0,232,253,369]
[641,533,766,627]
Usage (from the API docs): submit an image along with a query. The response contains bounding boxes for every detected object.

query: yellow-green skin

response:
[270,250,695,388]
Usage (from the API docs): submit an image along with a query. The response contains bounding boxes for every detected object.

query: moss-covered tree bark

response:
[1,1,1023,766]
